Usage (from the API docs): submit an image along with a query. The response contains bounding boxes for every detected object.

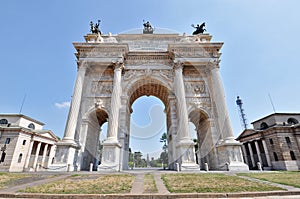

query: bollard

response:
[176,163,180,172]
[67,164,70,172]
[257,162,262,171]
[90,163,93,172]
[225,162,229,171]
[204,162,209,171]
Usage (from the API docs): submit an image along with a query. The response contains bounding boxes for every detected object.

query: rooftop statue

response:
[90,20,102,35]
[191,22,206,35]
[143,20,154,34]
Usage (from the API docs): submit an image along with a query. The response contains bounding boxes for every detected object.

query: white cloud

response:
[55,101,70,109]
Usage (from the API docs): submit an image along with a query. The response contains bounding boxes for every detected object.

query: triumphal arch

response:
[54,23,249,172]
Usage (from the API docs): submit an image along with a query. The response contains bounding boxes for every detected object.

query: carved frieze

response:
[123,69,173,82]
[125,54,172,66]
[171,46,210,58]
[76,46,127,58]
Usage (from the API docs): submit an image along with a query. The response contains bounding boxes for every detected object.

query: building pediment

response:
[236,129,257,141]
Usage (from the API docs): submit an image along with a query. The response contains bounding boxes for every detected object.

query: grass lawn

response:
[238,171,300,188]
[0,172,31,189]
[161,173,284,193]
[143,173,157,193]
[22,174,135,194]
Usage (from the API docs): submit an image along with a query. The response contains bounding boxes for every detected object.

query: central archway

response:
[123,78,172,169]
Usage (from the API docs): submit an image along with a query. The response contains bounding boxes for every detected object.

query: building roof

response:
[251,113,300,124]
[0,114,45,126]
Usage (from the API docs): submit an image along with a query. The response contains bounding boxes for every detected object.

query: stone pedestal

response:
[216,137,249,171]
[98,139,122,171]
[53,142,79,172]
[177,139,199,171]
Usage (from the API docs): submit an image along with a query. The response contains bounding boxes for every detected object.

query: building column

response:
[248,142,255,167]
[62,64,87,143]
[24,139,34,170]
[41,144,49,167]
[33,142,42,171]
[99,62,123,171]
[47,145,55,167]
[241,144,249,165]
[106,62,123,141]
[254,140,262,165]
[173,62,198,170]
[262,139,272,167]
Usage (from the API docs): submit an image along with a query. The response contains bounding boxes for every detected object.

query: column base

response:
[53,141,80,172]
[176,139,199,171]
[98,139,122,172]
[216,137,249,171]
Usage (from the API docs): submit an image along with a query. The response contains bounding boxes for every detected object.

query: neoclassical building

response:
[237,113,300,170]
[0,114,58,172]
[54,27,248,172]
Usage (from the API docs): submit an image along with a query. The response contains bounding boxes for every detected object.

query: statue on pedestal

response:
[143,20,154,34]
[191,22,206,35]
[90,20,102,35]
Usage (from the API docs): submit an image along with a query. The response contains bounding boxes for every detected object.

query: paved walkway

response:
[0,170,299,198]
[0,174,71,193]
[130,171,170,194]
[237,175,300,192]
[130,173,144,194]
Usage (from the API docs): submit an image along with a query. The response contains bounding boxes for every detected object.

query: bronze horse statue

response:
[191,22,206,35]
[90,20,102,34]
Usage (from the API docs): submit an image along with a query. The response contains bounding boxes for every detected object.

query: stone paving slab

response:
[130,174,144,194]
[153,172,169,194]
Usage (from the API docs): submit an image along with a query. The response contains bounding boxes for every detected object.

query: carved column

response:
[173,62,198,170]
[210,63,249,171]
[210,66,234,139]
[174,62,190,141]
[106,62,123,141]
[63,64,87,143]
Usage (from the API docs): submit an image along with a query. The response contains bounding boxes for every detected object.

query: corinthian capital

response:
[111,60,124,71]
[173,60,184,70]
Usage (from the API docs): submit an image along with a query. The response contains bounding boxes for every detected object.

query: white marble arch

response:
[56,32,249,172]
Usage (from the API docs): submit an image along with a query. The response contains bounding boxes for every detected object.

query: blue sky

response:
[1,1,300,157]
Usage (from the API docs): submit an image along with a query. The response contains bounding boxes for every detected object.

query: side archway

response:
[78,108,109,171]
[188,108,216,169]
